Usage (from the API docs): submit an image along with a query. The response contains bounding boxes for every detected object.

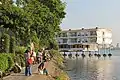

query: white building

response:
[56,27,112,51]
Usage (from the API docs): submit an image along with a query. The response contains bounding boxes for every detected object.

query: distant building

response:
[56,27,112,51]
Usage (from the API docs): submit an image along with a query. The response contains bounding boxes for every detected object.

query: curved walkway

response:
[3,61,56,80]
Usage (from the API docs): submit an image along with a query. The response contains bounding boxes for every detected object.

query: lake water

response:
[64,50,120,80]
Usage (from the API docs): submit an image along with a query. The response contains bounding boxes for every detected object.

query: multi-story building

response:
[56,27,112,51]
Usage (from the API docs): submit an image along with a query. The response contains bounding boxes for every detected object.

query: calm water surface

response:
[64,50,120,80]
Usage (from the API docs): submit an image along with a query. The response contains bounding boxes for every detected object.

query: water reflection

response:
[65,57,120,80]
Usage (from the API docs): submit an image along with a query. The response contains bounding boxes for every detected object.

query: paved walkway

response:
[3,64,37,80]
[3,61,56,80]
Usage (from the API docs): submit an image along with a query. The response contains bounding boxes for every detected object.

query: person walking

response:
[38,58,49,76]
[24,50,33,76]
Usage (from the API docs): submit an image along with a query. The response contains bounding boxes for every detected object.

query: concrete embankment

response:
[3,58,70,80]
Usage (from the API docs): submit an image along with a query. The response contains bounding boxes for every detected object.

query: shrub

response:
[0,55,8,72]
[19,54,25,67]
[49,49,60,56]
[14,46,26,67]
[14,53,25,67]
[7,56,14,70]
[9,36,16,53]
[15,46,26,54]
[0,53,25,73]
[56,72,68,80]
[1,33,10,53]
[56,76,60,80]
[0,53,15,72]
[50,50,64,67]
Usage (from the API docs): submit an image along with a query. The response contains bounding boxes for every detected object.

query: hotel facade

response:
[56,27,112,51]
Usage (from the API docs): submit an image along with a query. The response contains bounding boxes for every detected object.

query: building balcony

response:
[58,42,68,44]
[59,48,83,51]
[69,35,77,37]
[57,35,97,38]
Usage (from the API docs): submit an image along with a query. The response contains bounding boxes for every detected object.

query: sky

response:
[60,0,120,46]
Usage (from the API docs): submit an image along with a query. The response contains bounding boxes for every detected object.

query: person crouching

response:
[38,59,49,75]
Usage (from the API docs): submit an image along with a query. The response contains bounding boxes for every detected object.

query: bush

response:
[7,56,14,70]
[9,36,16,53]
[0,53,14,72]
[0,33,10,53]
[56,76,60,80]
[49,49,60,56]
[50,50,64,66]
[59,72,68,80]
[0,55,8,72]
[0,53,25,73]
[15,46,26,54]
[15,46,26,67]
[13,53,25,67]
[19,54,25,67]
[55,72,68,80]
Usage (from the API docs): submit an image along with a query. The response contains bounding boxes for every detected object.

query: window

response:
[70,38,77,43]
[78,39,81,43]
[70,32,77,37]
[85,34,88,36]
[73,45,76,48]
[63,39,68,43]
[90,38,97,43]
[78,32,81,36]
[90,31,97,36]
[59,45,63,48]
[62,33,67,37]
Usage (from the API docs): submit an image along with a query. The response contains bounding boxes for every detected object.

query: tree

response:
[21,0,66,47]
[0,1,33,45]
[0,0,66,48]
[0,33,10,53]
[9,36,16,53]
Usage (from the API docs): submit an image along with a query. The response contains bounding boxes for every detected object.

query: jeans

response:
[43,68,48,75]
[25,66,32,76]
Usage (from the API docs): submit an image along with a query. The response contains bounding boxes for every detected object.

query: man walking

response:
[24,50,32,76]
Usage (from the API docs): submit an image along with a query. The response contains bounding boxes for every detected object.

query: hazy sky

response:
[60,0,120,46]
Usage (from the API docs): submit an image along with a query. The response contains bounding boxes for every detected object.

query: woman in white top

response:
[37,50,43,63]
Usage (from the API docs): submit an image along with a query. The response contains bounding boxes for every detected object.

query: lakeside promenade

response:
[3,61,55,80]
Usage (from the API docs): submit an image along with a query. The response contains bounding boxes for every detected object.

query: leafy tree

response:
[0,0,66,48]
[21,0,66,47]
[0,33,10,53]
[0,2,33,44]
[9,36,16,53]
